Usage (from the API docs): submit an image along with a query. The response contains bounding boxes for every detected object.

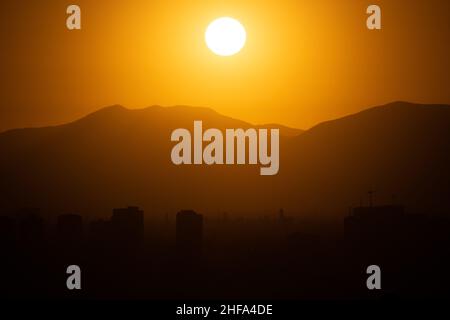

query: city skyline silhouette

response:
[2,0,450,303]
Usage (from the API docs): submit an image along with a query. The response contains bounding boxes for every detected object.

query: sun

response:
[205,17,247,57]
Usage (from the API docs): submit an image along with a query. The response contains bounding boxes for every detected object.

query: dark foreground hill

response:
[0,102,449,220]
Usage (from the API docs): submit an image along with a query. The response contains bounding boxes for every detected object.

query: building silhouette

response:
[345,205,405,238]
[0,215,16,251]
[176,210,203,256]
[57,214,83,246]
[278,208,293,229]
[17,208,44,247]
[111,206,144,248]
[344,204,409,260]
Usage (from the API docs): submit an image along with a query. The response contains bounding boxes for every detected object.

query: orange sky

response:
[1,0,450,131]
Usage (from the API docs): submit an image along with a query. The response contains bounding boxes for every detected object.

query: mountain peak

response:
[90,104,127,115]
[64,104,298,137]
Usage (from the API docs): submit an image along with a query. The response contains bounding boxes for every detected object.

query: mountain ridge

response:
[0,104,304,137]
[1,101,449,220]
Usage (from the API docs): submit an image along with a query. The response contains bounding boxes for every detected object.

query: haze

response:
[1,0,450,132]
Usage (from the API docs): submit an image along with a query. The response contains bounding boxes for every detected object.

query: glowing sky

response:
[1,0,450,131]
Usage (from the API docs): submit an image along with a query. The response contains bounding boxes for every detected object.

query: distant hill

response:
[280,101,450,216]
[0,105,301,218]
[0,102,449,220]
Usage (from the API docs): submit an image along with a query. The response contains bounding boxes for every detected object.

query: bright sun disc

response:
[205,17,246,56]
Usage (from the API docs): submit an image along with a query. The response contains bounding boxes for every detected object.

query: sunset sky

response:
[1,0,450,131]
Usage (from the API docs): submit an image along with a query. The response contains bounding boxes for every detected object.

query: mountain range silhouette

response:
[0,101,449,220]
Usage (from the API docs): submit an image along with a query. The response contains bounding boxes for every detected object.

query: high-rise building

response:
[176,210,203,256]
[17,208,44,246]
[111,206,144,247]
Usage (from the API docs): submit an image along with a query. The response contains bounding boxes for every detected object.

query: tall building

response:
[111,206,144,247]
[17,208,44,246]
[176,210,203,256]
[344,205,406,253]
